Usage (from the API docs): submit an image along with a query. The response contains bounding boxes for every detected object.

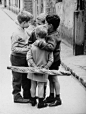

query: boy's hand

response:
[33,40,40,46]
[39,65,45,68]
[40,65,49,69]
[44,65,49,69]
[28,62,30,66]
[27,45,32,50]
[33,40,46,46]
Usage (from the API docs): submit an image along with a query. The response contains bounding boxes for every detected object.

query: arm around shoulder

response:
[35,36,56,52]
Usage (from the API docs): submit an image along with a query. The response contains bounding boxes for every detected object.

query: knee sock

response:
[44,86,46,98]
[39,98,44,103]
[50,93,54,98]
[31,97,36,101]
[56,94,60,99]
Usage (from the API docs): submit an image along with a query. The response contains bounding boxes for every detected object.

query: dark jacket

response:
[29,30,61,62]
[28,30,36,44]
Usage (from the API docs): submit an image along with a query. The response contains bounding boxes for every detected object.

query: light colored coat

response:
[27,44,53,82]
[11,25,30,55]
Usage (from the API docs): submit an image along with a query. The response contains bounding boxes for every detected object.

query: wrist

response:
[44,65,49,69]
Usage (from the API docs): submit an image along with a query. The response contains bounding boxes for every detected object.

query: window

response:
[37,0,39,15]
[77,0,84,10]
[15,0,18,7]
[40,0,44,13]
[56,0,62,3]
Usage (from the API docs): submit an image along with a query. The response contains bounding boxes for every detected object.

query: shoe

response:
[14,98,30,103]
[31,100,37,106]
[44,96,55,103]
[30,97,37,106]
[14,93,30,103]
[49,98,62,107]
[37,102,47,109]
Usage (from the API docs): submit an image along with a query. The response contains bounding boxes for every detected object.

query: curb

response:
[1,7,14,21]
[1,7,18,25]
[61,62,86,89]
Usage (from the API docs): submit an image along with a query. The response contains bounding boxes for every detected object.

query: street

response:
[0,7,86,114]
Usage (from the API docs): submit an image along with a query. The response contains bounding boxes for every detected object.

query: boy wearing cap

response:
[26,26,53,108]
[10,11,33,103]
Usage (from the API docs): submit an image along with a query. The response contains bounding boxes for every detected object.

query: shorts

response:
[49,59,61,70]
[48,59,61,81]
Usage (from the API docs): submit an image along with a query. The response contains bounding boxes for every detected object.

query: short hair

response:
[36,13,46,24]
[17,11,33,24]
[35,25,47,38]
[46,14,60,30]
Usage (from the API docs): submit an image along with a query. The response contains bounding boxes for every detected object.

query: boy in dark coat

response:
[27,26,53,108]
[33,14,62,107]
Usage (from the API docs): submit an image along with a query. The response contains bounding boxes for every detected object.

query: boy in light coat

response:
[26,26,53,108]
[10,11,33,103]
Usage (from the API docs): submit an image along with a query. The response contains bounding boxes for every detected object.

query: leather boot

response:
[49,97,62,107]
[14,93,30,103]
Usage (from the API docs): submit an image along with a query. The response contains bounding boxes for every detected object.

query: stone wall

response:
[56,0,77,45]
[46,0,56,15]
[24,0,33,13]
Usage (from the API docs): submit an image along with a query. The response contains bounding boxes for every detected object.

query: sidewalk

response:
[1,6,86,89]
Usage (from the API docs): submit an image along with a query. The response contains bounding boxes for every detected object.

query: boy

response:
[28,14,47,99]
[28,13,46,44]
[10,11,33,103]
[26,13,46,38]
[34,14,62,107]
[36,13,46,25]
[26,26,53,108]
[26,18,36,37]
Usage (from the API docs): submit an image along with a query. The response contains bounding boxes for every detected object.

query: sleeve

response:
[26,49,37,67]
[44,52,54,69]
[28,31,37,44]
[11,34,29,54]
[35,36,56,52]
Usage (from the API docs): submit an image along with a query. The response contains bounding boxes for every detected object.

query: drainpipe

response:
[19,0,20,12]
[9,0,10,10]
[4,0,6,7]
[73,0,85,55]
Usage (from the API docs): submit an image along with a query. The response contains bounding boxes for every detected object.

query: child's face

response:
[22,21,30,28]
[36,19,43,26]
[46,21,53,33]
[29,18,35,25]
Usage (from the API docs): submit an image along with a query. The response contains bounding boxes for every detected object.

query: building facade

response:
[55,0,85,55]
[1,0,86,54]
[2,0,47,19]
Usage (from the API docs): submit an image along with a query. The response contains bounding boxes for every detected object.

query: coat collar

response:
[48,30,58,36]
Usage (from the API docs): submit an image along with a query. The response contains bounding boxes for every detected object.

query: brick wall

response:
[24,0,33,13]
